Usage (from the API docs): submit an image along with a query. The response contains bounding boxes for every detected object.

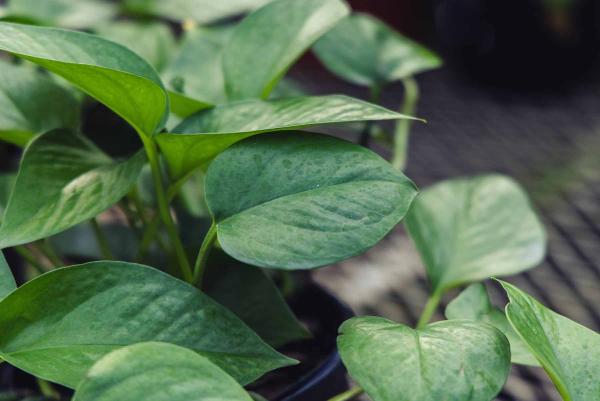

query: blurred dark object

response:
[434,0,600,86]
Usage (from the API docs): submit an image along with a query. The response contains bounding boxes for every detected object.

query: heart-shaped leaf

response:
[0,261,294,388]
[405,174,546,294]
[445,283,538,366]
[0,251,15,300]
[6,0,117,29]
[223,0,349,100]
[0,129,146,248]
[204,132,417,269]
[314,13,442,87]
[0,60,80,147]
[96,21,175,72]
[0,22,168,136]
[499,280,600,401]
[73,342,253,401]
[204,251,309,347]
[158,95,416,178]
[338,317,511,401]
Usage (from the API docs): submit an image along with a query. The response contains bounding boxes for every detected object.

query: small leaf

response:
[0,251,16,300]
[338,317,511,401]
[0,60,80,146]
[96,21,175,72]
[314,13,442,87]
[204,251,309,347]
[0,22,168,136]
[499,280,600,401]
[223,0,349,100]
[204,132,417,269]
[6,0,117,29]
[0,129,145,248]
[73,342,253,401]
[158,95,416,178]
[0,261,294,388]
[445,283,538,366]
[405,174,546,294]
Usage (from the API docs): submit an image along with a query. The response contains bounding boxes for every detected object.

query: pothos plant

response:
[0,1,598,401]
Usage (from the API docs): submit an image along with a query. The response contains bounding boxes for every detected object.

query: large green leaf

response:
[96,21,175,72]
[223,0,349,100]
[158,95,415,178]
[314,13,442,87]
[499,280,600,401]
[0,129,145,248]
[6,0,117,29]
[204,132,417,269]
[0,261,294,388]
[0,251,15,300]
[338,317,511,401]
[0,22,168,136]
[73,342,253,401]
[0,60,80,147]
[204,251,309,347]
[405,174,546,294]
[445,283,538,366]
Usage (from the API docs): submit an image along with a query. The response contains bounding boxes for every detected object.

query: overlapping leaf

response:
[5,0,116,29]
[0,173,15,219]
[405,174,546,294]
[0,261,294,388]
[314,13,442,87]
[0,22,168,136]
[0,60,80,146]
[338,317,511,401]
[204,133,417,269]
[73,342,253,401]
[500,281,600,401]
[0,251,15,300]
[158,95,416,177]
[0,129,145,248]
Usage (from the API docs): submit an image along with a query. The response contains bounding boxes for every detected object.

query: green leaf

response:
[0,22,168,136]
[499,280,600,401]
[158,95,416,178]
[223,0,349,100]
[204,132,417,269]
[73,342,253,401]
[0,251,16,300]
[405,174,546,294]
[0,129,146,248]
[96,21,175,72]
[338,317,511,401]
[204,251,309,347]
[314,13,442,87]
[124,0,272,25]
[0,261,294,388]
[445,283,538,366]
[0,60,80,146]
[6,0,117,29]
[0,173,15,219]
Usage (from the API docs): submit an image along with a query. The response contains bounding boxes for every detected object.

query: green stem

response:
[37,378,60,399]
[38,240,63,268]
[392,76,419,171]
[14,246,47,274]
[416,289,442,329]
[141,137,193,282]
[327,386,364,401]
[90,218,113,260]
[192,222,217,287]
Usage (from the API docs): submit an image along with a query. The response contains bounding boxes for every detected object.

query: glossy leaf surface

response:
[223,0,348,100]
[159,95,415,177]
[0,251,15,300]
[0,262,294,388]
[0,22,168,136]
[73,342,253,401]
[314,13,442,87]
[205,133,417,269]
[6,0,116,29]
[205,251,309,347]
[0,129,145,248]
[500,281,600,401]
[338,317,511,401]
[405,174,546,293]
[0,60,80,146]
[445,283,538,366]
